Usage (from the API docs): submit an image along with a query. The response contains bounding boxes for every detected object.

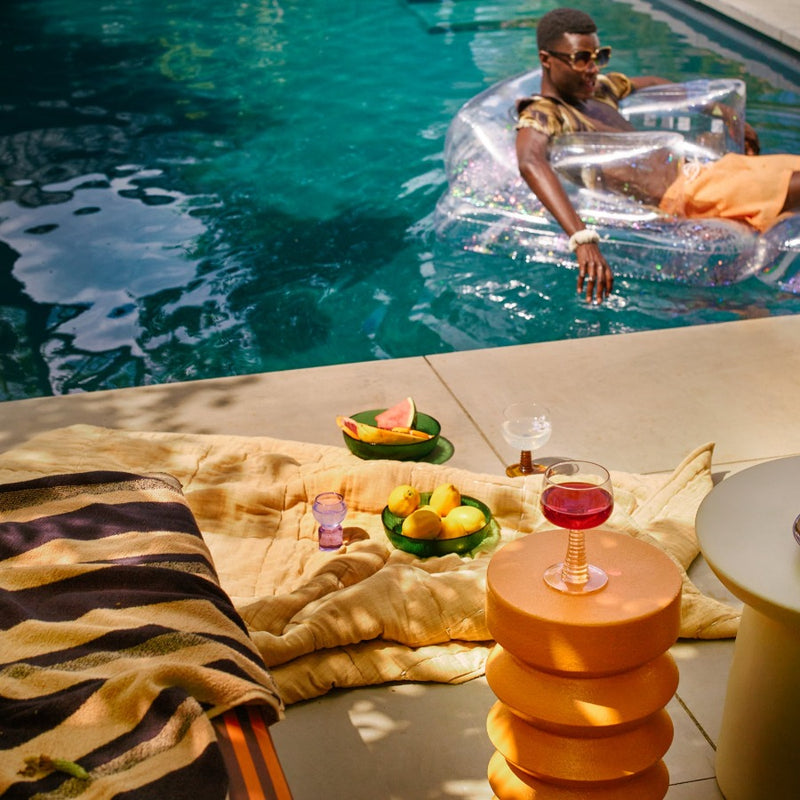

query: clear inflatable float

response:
[433,70,800,292]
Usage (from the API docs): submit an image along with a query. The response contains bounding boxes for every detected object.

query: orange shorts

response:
[659,153,800,232]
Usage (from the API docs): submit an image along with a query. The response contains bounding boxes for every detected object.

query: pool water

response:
[2,0,800,400]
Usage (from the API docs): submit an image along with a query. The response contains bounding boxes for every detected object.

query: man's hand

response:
[517,128,617,303]
[575,242,614,303]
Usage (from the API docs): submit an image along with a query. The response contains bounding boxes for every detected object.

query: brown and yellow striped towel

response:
[0,470,282,799]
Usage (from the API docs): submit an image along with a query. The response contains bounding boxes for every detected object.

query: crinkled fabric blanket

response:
[0,425,740,706]
[0,470,282,799]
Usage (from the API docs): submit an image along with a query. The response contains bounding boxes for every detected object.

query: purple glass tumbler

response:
[312,492,347,550]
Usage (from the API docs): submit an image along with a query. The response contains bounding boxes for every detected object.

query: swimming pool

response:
[2,0,800,400]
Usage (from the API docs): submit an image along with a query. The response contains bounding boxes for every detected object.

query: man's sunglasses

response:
[545,46,612,70]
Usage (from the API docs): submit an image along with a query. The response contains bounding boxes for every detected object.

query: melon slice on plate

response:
[375,397,416,430]
[336,415,429,444]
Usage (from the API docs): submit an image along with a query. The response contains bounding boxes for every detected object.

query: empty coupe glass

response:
[501,402,552,477]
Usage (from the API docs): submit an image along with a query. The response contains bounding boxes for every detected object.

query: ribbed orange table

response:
[485,530,682,800]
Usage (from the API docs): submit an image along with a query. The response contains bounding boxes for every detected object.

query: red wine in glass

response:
[540,461,614,594]
[541,482,613,529]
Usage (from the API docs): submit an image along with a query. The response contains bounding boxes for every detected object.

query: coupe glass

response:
[501,402,552,477]
[540,460,614,594]
[312,492,347,550]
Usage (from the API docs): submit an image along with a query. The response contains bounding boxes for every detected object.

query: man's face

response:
[541,32,602,102]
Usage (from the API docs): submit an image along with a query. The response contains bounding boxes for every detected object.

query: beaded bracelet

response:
[568,229,600,252]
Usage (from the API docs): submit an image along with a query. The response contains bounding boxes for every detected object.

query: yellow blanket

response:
[0,425,740,704]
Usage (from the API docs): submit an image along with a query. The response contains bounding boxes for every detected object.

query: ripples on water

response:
[1,0,800,399]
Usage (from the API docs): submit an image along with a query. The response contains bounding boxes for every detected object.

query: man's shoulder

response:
[516,93,558,115]
[516,94,567,138]
[596,72,634,103]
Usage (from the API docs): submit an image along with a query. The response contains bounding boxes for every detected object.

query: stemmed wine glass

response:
[539,460,614,594]
[501,402,552,477]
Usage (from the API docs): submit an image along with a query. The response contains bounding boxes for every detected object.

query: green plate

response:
[382,493,493,557]
[342,409,441,461]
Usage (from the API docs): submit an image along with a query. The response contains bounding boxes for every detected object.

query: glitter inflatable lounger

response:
[433,70,800,292]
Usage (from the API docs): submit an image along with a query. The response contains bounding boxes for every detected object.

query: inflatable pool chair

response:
[434,70,800,293]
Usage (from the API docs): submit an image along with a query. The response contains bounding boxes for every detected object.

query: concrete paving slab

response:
[0,356,502,474]
[696,0,800,53]
[428,315,800,475]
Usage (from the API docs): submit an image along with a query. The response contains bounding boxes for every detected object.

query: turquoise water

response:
[2,0,800,399]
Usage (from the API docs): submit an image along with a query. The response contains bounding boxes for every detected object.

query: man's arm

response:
[629,76,672,91]
[516,126,613,304]
[631,76,760,154]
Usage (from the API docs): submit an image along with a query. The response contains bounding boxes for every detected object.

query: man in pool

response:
[518,7,800,303]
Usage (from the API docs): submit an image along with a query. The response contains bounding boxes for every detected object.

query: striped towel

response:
[0,471,283,799]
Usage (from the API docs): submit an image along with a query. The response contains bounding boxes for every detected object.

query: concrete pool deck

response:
[3,313,800,798]
[695,0,800,53]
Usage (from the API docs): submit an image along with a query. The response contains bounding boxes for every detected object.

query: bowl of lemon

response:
[381,482,495,557]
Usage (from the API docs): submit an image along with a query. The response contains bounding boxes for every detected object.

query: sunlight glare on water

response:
[1,0,800,399]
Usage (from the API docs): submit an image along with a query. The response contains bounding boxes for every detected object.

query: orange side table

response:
[485,530,682,800]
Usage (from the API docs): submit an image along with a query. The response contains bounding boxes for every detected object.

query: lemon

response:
[401,508,443,539]
[444,505,486,534]
[388,485,420,517]
[439,516,467,540]
[429,483,461,517]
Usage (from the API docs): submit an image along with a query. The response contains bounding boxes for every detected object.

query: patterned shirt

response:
[516,72,634,138]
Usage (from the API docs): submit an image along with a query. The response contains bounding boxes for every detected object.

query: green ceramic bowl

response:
[382,493,493,557]
[342,409,441,461]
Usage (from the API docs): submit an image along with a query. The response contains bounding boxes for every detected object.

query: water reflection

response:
[2,0,800,400]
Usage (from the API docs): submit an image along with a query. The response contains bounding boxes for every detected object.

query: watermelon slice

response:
[375,397,416,430]
[336,415,431,445]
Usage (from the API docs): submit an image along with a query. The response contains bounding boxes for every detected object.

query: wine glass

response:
[501,402,552,477]
[312,492,347,550]
[539,460,614,594]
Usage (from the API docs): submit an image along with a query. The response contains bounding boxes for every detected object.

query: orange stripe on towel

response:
[221,709,267,800]
[245,707,293,800]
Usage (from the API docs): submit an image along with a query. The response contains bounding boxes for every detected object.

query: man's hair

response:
[537,8,597,50]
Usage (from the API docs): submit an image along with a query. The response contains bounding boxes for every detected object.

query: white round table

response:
[695,456,800,800]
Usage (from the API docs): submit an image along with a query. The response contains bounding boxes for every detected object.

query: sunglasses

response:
[545,46,612,70]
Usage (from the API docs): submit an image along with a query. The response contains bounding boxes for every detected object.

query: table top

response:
[487,530,681,626]
[696,456,800,628]
[486,530,682,674]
